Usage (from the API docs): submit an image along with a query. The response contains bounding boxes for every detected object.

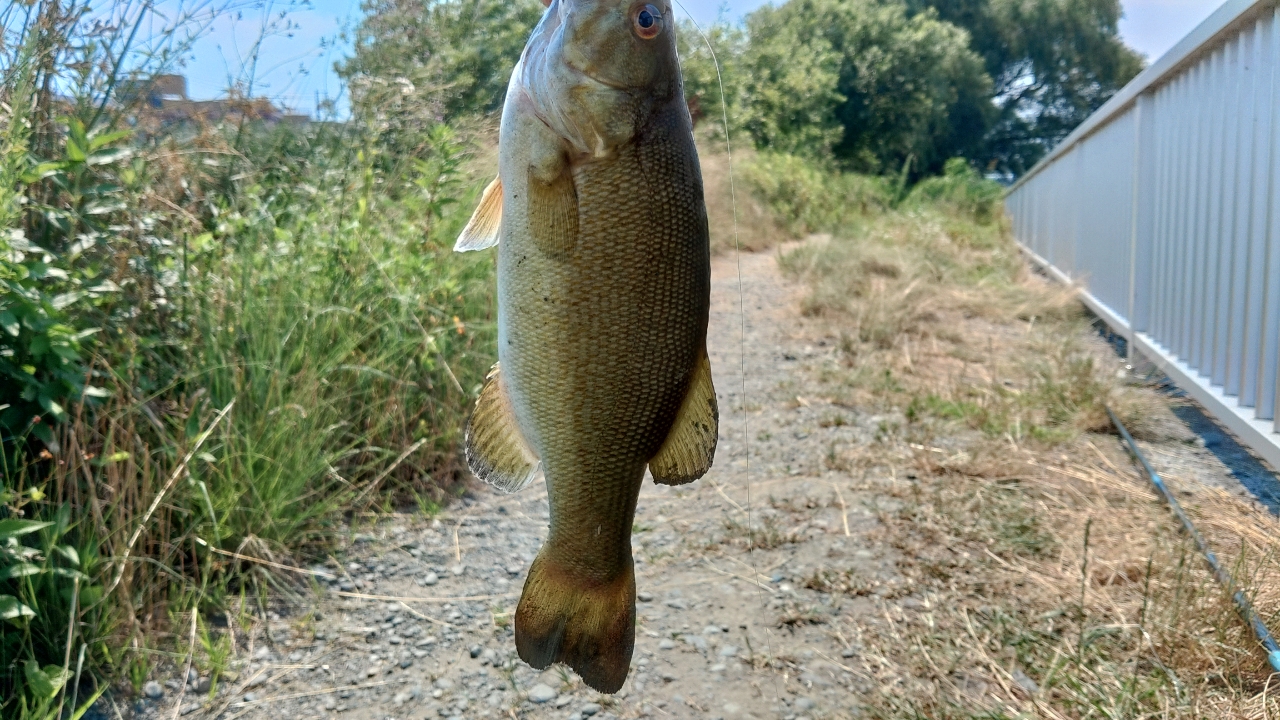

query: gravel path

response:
[136,248,1277,720]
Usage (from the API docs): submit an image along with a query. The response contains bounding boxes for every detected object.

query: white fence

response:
[1005,0,1280,469]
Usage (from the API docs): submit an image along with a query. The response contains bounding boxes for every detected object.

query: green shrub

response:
[740,152,890,236]
[905,157,1005,224]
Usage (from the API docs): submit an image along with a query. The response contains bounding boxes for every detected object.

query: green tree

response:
[339,0,544,135]
[909,0,1144,173]
[738,0,992,175]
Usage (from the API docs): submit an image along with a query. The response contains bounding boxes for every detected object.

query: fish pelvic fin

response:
[454,176,503,252]
[464,362,542,493]
[649,348,718,485]
[515,552,635,694]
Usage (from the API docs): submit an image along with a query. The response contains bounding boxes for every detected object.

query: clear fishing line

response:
[672,2,783,704]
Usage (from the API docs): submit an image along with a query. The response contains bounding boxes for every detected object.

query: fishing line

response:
[672,3,783,703]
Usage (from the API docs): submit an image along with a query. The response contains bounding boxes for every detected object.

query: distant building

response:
[128,74,310,127]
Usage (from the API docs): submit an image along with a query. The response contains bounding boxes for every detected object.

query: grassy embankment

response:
[1,71,501,712]
[767,153,1280,718]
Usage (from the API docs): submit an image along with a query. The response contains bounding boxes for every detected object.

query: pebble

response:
[179,703,200,716]
[702,625,722,635]
[719,644,739,657]
[683,635,708,651]
[194,677,211,693]
[324,696,337,710]
[470,645,482,658]
[527,683,557,703]
[637,591,654,602]
[244,692,259,702]
[422,572,439,586]
[399,658,413,669]
[142,681,163,699]
[658,639,675,650]
[795,697,816,711]
[450,564,466,576]
[581,702,602,716]
[435,677,454,690]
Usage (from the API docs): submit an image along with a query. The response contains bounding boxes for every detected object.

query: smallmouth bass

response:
[454,0,718,694]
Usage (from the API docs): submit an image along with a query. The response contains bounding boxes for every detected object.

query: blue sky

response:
[168,0,1229,118]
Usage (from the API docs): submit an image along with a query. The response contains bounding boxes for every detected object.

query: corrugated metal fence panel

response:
[1004,0,1280,469]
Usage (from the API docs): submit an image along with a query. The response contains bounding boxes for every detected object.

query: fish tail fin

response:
[514,550,635,693]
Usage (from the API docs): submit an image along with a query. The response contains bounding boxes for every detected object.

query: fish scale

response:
[453,0,717,693]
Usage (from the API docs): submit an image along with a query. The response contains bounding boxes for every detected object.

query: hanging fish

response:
[454,0,717,694]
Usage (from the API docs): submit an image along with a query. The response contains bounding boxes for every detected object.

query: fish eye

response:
[633,4,662,39]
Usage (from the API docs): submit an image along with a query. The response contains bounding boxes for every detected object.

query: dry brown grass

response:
[820,435,1280,719]
[696,135,788,254]
[782,198,1280,717]
[782,208,1158,445]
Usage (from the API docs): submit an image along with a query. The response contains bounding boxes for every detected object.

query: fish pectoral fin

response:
[465,362,542,493]
[454,176,503,252]
[649,350,718,485]
[526,164,578,255]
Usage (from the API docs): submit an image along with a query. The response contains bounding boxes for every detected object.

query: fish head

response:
[517,0,681,156]
[555,0,679,95]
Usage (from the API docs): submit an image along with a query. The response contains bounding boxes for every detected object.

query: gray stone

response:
[637,591,654,602]
[658,639,675,650]
[179,703,200,716]
[244,692,259,702]
[470,645,482,658]
[435,677,454,690]
[323,696,337,710]
[450,564,466,576]
[194,677,212,693]
[683,635,708,651]
[142,681,163,699]
[718,644,739,657]
[1012,668,1039,694]
[555,695,573,707]
[581,702,602,716]
[422,572,439,586]
[400,658,414,669]
[527,683,557,703]
[710,663,726,672]
[795,697,816,711]
[702,625,722,635]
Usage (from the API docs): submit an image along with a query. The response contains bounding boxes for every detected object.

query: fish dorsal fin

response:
[455,177,503,252]
[527,165,578,255]
[649,349,718,485]
[465,362,543,493]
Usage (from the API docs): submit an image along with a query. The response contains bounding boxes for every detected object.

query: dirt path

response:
[145,248,1278,720]
[150,249,899,720]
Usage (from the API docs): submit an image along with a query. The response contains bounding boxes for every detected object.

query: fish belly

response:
[497,102,709,580]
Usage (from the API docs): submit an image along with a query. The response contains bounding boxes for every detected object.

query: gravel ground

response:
[130,248,1280,720]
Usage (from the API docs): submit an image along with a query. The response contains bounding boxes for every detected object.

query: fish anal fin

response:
[649,350,718,485]
[455,177,503,252]
[464,363,542,493]
[527,164,578,255]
